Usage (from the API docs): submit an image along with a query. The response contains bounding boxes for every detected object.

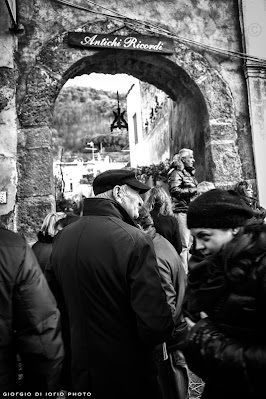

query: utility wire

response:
[53,0,266,66]
[82,0,266,65]
[52,0,93,12]
[84,0,126,18]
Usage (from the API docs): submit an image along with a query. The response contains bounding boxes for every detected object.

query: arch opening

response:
[16,24,242,240]
[58,49,209,181]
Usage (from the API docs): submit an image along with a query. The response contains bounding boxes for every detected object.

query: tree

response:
[52,86,128,158]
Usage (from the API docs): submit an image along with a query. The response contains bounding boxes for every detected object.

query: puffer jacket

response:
[168,167,198,213]
[0,226,64,394]
[182,223,266,399]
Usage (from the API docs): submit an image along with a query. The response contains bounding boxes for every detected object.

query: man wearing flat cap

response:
[49,169,175,398]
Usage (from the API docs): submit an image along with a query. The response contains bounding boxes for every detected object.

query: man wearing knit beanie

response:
[187,189,254,258]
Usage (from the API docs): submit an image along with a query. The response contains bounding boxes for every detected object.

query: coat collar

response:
[83,197,138,227]
[37,231,54,243]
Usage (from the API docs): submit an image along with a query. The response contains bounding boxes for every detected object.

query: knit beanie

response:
[187,189,254,229]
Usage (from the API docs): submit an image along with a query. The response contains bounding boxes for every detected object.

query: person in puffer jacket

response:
[0,225,64,394]
[168,149,198,273]
[182,189,266,399]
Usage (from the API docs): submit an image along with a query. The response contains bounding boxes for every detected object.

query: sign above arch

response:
[68,32,174,54]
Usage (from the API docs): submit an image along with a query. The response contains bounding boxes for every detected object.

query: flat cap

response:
[93,169,151,195]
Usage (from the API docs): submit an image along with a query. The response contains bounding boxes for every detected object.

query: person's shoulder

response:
[154,232,171,245]
[164,213,177,221]
[158,213,177,224]
[0,226,25,248]
[0,228,27,273]
[153,232,177,254]
[116,218,142,234]
[109,216,148,241]
[169,168,184,178]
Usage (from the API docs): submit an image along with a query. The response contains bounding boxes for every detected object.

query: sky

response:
[65,73,138,94]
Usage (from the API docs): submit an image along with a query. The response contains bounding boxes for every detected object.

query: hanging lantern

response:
[110,91,128,132]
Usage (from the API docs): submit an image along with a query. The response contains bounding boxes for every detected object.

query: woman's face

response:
[190,228,238,257]
[243,185,253,198]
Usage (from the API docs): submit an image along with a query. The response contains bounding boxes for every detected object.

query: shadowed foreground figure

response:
[0,225,64,394]
[182,189,266,399]
[48,169,175,399]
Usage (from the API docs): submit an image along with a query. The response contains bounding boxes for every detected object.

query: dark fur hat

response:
[187,189,254,229]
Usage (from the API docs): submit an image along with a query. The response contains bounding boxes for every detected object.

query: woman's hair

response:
[54,213,80,230]
[145,186,174,216]
[169,154,184,171]
[197,181,216,195]
[179,148,193,159]
[136,206,154,230]
[40,212,66,237]
[234,180,252,197]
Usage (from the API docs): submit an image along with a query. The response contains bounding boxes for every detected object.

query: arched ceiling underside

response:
[63,50,206,110]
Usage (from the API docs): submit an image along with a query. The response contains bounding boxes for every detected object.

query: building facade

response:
[127,80,171,168]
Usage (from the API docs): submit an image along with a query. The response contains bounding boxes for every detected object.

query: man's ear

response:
[113,185,122,202]
[232,227,240,235]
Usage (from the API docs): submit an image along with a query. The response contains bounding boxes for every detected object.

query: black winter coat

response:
[32,232,53,272]
[150,230,187,349]
[0,226,64,394]
[150,208,182,254]
[49,198,174,398]
[182,223,266,399]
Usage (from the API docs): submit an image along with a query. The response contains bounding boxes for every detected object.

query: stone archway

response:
[16,18,243,239]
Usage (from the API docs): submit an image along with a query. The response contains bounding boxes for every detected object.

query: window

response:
[133,113,138,144]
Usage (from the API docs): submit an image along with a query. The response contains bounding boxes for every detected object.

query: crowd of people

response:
[0,148,266,398]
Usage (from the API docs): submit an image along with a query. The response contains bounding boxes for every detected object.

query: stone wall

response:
[0,0,18,229]
[169,94,207,181]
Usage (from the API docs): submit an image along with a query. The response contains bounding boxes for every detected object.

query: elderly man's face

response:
[120,185,144,219]
[182,153,195,168]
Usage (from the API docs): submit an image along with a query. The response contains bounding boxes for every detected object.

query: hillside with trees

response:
[52,86,129,159]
